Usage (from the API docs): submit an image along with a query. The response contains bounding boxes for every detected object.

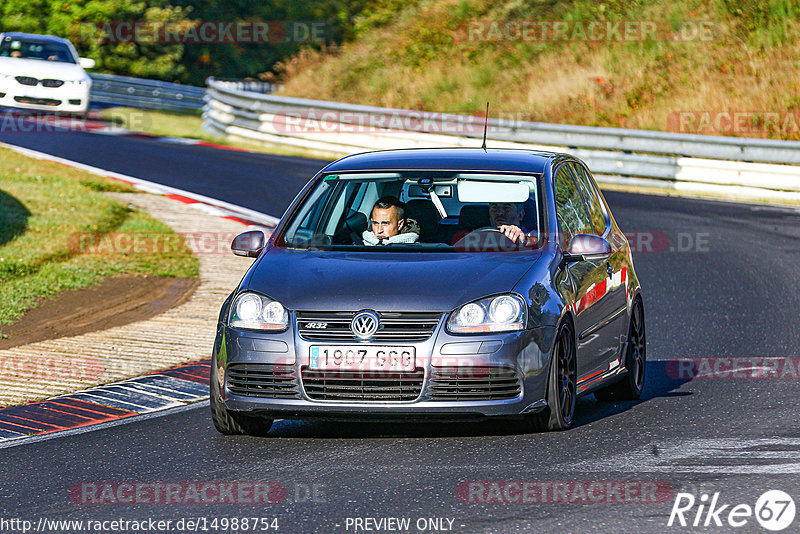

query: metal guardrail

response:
[90,73,205,111]
[203,77,800,203]
[210,80,277,94]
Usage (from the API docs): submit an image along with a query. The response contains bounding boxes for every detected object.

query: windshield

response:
[276,171,544,253]
[0,38,76,63]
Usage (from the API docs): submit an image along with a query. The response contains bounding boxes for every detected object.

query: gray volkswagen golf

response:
[210,148,645,435]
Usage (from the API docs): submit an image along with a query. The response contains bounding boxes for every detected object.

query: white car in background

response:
[0,32,95,114]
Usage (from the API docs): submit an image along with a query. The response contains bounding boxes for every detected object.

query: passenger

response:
[363,196,420,246]
[489,202,536,246]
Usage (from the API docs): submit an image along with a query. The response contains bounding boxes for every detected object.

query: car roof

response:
[1,32,71,45]
[322,148,562,174]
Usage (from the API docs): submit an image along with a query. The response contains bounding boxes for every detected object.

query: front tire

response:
[210,365,273,436]
[594,298,646,401]
[525,320,576,432]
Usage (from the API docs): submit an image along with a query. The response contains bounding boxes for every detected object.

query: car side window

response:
[554,165,593,249]
[569,163,607,235]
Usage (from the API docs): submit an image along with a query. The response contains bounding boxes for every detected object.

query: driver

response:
[363,196,420,246]
[490,202,536,246]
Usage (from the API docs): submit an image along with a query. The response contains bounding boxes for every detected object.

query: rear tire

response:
[210,365,273,436]
[525,320,576,432]
[594,298,646,402]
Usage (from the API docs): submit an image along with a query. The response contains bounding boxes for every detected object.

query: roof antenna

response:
[480,101,490,152]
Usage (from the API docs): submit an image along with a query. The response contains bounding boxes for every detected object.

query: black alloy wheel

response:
[526,320,576,432]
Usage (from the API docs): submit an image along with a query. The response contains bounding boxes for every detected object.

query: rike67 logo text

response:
[668,490,796,531]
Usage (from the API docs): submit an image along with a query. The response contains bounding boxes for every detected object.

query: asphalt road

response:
[0,126,325,217]
[2,128,800,533]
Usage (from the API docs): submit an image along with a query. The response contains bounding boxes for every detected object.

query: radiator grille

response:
[13,96,61,106]
[302,369,424,401]
[226,363,299,398]
[428,366,521,401]
[296,311,440,342]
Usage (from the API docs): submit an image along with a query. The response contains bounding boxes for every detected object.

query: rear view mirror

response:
[457,181,529,203]
[78,57,96,69]
[231,230,266,257]
[564,234,611,262]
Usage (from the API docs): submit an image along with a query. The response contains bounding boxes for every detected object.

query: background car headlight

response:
[447,294,526,333]
[229,292,288,330]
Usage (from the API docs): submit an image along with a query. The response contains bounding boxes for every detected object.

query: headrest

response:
[405,199,440,239]
[521,198,537,232]
[458,204,490,231]
[344,210,367,234]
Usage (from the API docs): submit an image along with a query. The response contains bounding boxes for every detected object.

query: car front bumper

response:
[0,79,90,113]
[213,319,555,420]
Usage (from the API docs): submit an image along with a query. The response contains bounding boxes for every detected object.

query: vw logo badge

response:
[351,310,380,339]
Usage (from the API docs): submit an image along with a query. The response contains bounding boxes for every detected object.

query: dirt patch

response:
[0,275,199,350]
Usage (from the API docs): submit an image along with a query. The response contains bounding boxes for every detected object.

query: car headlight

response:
[228,292,288,331]
[447,294,527,334]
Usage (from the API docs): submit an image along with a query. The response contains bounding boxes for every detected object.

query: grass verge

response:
[274,0,800,140]
[0,147,199,336]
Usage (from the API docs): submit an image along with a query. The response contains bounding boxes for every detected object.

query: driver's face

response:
[371,207,404,239]
[489,203,523,226]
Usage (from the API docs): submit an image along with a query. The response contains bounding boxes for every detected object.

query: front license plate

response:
[309,345,416,372]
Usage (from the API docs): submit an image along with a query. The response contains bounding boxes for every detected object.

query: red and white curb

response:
[0,141,279,228]
[0,139,281,444]
[0,362,210,445]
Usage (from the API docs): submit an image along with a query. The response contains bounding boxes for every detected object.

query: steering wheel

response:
[350,233,364,246]
[474,226,523,243]
[453,226,521,251]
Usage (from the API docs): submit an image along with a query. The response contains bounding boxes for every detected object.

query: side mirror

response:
[564,234,611,262]
[79,57,96,69]
[231,230,265,257]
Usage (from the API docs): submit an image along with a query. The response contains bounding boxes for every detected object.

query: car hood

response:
[245,248,543,312]
[0,57,88,81]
